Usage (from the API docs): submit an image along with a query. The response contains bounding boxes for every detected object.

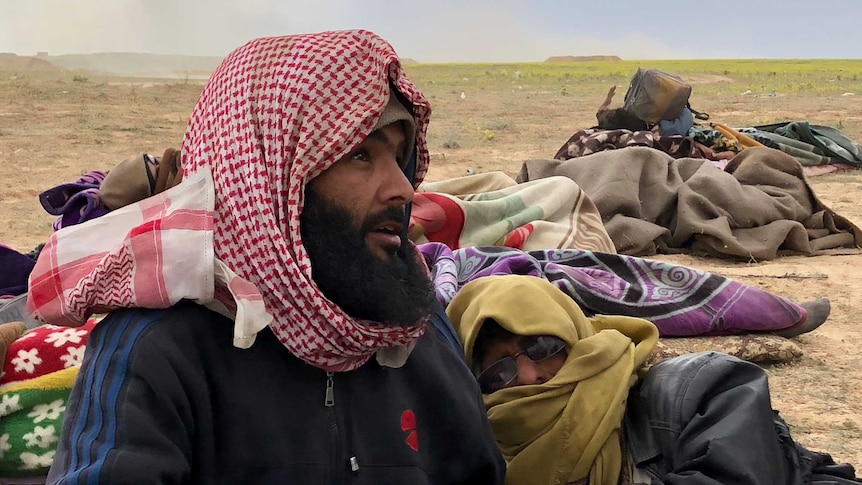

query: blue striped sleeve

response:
[48,308,190,485]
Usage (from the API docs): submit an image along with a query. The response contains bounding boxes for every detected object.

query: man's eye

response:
[350,149,370,161]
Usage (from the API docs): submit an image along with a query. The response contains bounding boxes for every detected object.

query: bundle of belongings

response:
[0,313,100,481]
[2,241,102,482]
[596,68,709,137]
[589,68,862,171]
[99,148,183,211]
[33,148,184,232]
[0,149,183,482]
[539,67,862,261]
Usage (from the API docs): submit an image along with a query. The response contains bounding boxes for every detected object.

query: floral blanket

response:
[0,317,99,478]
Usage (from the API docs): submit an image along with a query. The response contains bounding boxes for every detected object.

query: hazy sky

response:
[1,0,860,62]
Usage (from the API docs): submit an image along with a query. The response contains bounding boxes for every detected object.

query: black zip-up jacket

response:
[47,301,505,484]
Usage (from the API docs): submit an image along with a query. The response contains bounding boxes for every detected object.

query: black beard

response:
[299,187,435,327]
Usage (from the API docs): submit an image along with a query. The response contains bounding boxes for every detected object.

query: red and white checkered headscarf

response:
[28,30,432,371]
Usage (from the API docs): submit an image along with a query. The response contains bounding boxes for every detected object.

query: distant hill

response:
[44,53,224,79]
[3,52,425,78]
[545,55,622,62]
[0,53,64,72]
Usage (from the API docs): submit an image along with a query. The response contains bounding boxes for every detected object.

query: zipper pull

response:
[349,456,359,472]
[324,371,335,407]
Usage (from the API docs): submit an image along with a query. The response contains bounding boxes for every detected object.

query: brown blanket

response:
[517,146,862,260]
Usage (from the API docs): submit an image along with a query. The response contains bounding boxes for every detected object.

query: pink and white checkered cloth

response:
[27,168,272,348]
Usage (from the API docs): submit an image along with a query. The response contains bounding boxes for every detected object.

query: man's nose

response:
[514,354,546,386]
[379,157,415,206]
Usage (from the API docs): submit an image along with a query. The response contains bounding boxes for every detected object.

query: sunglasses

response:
[476,335,567,394]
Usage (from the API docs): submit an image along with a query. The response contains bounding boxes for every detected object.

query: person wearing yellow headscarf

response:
[448,274,860,485]
[449,274,658,485]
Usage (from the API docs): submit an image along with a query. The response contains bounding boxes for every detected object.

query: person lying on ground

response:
[30,30,505,484]
[421,243,831,340]
[447,274,859,485]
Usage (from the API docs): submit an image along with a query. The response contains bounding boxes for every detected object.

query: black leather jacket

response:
[624,351,858,485]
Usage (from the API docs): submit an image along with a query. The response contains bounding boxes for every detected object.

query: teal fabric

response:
[752,121,862,166]
[737,128,833,166]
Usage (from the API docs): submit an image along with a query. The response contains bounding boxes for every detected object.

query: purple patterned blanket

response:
[420,243,805,337]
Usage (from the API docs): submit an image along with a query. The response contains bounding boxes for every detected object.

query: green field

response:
[404,59,862,96]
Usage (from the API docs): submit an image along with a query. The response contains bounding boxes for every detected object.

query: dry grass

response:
[2,60,862,465]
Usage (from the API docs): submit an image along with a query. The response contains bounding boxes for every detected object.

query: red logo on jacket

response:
[400,409,419,451]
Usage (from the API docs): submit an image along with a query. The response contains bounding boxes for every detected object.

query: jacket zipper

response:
[325,371,342,484]
[324,371,360,483]
[324,371,335,407]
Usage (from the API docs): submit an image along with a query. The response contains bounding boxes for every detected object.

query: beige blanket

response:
[517,146,861,260]
[412,172,615,253]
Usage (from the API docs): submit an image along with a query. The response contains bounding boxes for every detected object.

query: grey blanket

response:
[517,146,861,260]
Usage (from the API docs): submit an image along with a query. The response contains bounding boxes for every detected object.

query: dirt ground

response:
[2,65,862,465]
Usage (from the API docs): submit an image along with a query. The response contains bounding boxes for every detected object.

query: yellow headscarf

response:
[447,275,658,485]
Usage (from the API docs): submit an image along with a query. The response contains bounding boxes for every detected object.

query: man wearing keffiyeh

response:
[37,30,505,484]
